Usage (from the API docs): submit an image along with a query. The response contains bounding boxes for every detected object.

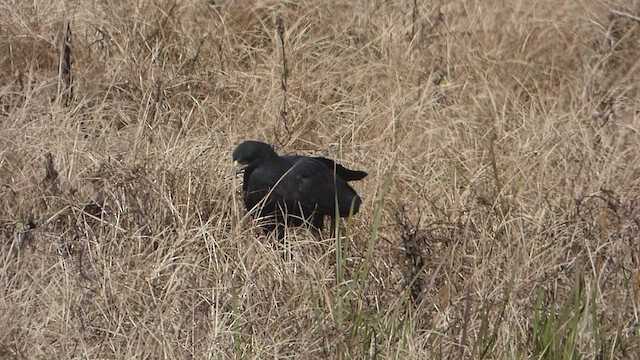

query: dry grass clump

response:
[1,0,639,358]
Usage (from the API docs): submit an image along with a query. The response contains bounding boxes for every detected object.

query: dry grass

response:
[1,0,639,358]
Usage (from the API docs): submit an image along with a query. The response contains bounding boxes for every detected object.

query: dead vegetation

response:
[1,0,639,358]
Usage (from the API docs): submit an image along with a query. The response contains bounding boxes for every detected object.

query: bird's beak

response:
[234,160,247,175]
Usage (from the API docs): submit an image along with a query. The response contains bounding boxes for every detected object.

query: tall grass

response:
[1,0,639,358]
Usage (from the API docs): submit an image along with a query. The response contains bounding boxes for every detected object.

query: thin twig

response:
[411,0,418,40]
[276,16,290,135]
[59,22,73,106]
[610,9,640,24]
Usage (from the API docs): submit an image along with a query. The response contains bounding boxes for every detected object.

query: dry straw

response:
[0,0,638,358]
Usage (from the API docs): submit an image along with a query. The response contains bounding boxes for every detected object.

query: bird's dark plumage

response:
[233,140,366,234]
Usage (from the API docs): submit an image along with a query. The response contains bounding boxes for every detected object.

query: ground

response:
[1,0,639,358]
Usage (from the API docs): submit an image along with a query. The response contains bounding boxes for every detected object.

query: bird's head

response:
[232,140,278,174]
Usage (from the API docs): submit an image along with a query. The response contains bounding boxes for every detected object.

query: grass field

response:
[1,0,639,358]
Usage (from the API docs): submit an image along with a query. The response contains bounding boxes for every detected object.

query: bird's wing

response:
[283,156,367,181]
[274,158,361,217]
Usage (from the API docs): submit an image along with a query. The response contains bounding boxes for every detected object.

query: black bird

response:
[233,140,367,235]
